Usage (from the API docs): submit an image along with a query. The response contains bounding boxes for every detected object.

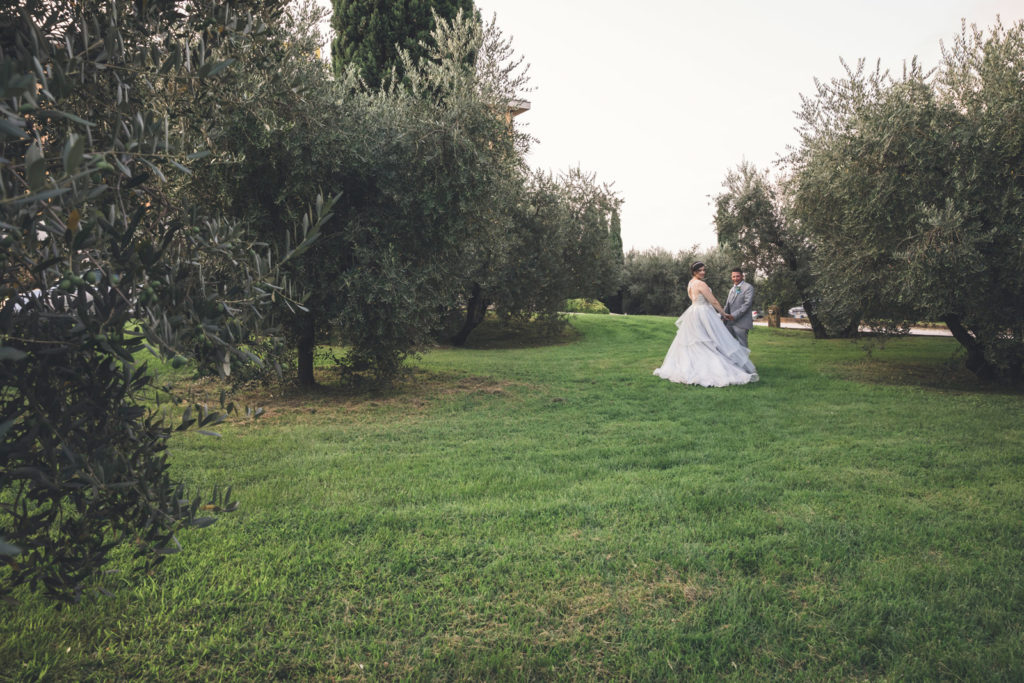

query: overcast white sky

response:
[316,1,1024,252]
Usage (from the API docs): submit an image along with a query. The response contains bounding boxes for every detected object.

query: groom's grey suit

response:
[723,280,755,348]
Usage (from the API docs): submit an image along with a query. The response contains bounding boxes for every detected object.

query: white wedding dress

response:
[653,294,758,387]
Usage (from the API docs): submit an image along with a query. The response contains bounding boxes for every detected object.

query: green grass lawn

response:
[4,314,1023,680]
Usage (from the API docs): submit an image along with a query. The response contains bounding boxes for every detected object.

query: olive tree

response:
[197,10,523,383]
[789,59,942,338]
[559,167,624,304]
[788,20,1024,381]
[0,0,327,601]
[447,167,623,346]
[620,248,690,316]
[714,162,842,337]
[913,20,1024,380]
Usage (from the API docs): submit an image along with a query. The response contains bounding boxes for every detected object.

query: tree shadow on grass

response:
[163,366,520,425]
[160,317,578,424]
[446,315,583,350]
[828,358,1022,395]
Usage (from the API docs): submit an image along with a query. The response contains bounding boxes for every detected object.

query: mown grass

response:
[3,315,1022,681]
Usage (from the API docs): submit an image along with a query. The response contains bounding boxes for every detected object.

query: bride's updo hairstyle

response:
[690,261,706,275]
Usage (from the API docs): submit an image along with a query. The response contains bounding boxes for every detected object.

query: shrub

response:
[564,298,611,314]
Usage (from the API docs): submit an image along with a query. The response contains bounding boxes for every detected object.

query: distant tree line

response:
[616,246,742,316]
[714,19,1024,383]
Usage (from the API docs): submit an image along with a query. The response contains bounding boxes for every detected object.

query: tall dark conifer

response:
[331,0,475,88]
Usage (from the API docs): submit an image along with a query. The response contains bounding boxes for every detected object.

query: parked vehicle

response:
[752,309,763,320]
[788,306,807,318]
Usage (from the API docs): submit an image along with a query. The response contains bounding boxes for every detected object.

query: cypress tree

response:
[331,0,475,88]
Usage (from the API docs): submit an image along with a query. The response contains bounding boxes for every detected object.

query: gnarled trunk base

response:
[297,312,316,387]
[451,283,489,347]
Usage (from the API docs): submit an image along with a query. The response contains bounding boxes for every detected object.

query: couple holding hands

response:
[653,263,758,387]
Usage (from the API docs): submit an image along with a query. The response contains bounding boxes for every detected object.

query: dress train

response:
[653,295,758,387]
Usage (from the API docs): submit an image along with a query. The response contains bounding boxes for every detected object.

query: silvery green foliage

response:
[330,0,474,89]
[789,58,938,338]
[788,20,1024,380]
[0,0,330,601]
[620,247,689,316]
[445,165,624,345]
[713,163,841,338]
[620,246,737,317]
[198,8,534,381]
[405,15,624,346]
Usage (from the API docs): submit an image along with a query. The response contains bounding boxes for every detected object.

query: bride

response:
[653,262,759,387]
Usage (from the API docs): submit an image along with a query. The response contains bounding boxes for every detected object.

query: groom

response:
[722,267,754,348]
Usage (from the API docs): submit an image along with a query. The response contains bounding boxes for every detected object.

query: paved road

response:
[755,319,952,336]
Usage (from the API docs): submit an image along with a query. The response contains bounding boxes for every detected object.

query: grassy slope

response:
[3,315,1022,681]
